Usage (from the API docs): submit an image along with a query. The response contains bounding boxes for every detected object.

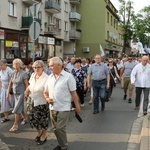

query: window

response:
[54,0,61,5]
[56,19,61,29]
[111,16,112,26]
[116,22,118,30]
[8,2,17,17]
[25,8,30,17]
[107,31,109,41]
[53,17,61,29]
[114,19,115,28]
[64,22,68,31]
[48,15,52,25]
[107,12,109,23]
[64,2,68,12]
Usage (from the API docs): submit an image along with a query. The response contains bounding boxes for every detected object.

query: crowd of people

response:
[0,54,150,150]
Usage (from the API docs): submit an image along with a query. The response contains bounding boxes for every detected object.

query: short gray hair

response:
[50,57,63,66]
[13,59,24,68]
[0,59,7,66]
[32,60,45,69]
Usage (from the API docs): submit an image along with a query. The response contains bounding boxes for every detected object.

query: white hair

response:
[49,57,63,66]
[13,58,24,68]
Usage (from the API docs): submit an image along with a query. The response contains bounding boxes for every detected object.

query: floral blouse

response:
[71,68,86,89]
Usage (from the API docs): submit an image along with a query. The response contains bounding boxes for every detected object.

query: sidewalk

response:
[127,113,150,150]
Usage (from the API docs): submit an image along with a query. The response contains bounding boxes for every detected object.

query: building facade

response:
[76,0,123,58]
[0,0,81,62]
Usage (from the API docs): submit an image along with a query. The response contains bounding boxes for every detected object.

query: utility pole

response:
[29,2,41,62]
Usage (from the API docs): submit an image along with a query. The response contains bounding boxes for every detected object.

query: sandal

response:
[9,125,18,132]
[21,119,28,125]
[37,137,47,145]
[35,131,43,142]
[1,118,10,123]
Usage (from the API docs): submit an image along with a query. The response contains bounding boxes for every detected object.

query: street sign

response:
[29,21,41,40]
[30,3,41,18]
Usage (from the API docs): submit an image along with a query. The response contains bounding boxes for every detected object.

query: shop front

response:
[0,29,55,63]
[105,41,122,58]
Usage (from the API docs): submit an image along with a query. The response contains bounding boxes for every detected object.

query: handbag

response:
[26,96,33,115]
[9,88,13,95]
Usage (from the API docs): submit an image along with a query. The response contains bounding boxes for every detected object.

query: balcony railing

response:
[22,16,41,29]
[70,0,81,5]
[45,1,61,14]
[22,0,42,5]
[69,30,81,40]
[69,12,81,22]
[44,25,61,35]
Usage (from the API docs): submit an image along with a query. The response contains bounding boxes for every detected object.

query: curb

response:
[139,114,150,150]
[127,117,144,150]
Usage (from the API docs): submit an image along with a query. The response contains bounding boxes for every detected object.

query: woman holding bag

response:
[24,60,49,145]
[107,59,120,100]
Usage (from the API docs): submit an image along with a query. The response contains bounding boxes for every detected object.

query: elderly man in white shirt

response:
[130,55,150,115]
[44,57,80,150]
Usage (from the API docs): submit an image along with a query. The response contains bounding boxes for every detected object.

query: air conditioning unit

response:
[83,47,90,53]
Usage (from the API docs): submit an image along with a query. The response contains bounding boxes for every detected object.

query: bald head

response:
[141,56,149,66]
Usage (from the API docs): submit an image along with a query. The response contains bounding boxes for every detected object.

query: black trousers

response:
[72,87,84,108]
[135,87,150,111]
[76,87,84,104]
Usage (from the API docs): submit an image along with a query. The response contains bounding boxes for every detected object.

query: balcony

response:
[69,12,81,22]
[69,29,81,40]
[45,1,61,14]
[70,0,81,5]
[44,24,61,36]
[22,16,41,29]
[22,0,42,5]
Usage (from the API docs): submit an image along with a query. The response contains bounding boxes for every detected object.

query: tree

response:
[118,0,135,53]
[132,6,150,47]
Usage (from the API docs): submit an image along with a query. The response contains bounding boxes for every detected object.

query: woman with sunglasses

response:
[24,60,49,145]
[107,59,120,101]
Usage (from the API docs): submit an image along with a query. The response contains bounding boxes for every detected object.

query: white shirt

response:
[44,70,76,111]
[130,63,150,88]
[29,72,48,107]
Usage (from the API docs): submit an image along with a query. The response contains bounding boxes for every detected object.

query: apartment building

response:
[76,0,123,58]
[0,0,81,62]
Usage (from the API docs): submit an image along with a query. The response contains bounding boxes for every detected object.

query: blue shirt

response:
[88,62,109,80]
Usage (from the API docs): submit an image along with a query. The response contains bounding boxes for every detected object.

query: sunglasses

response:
[109,61,113,63]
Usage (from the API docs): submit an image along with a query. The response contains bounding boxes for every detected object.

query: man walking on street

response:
[44,57,81,150]
[87,54,110,114]
[130,55,150,115]
[120,56,137,103]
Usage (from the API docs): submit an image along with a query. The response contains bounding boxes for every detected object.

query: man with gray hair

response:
[131,55,150,115]
[44,57,80,150]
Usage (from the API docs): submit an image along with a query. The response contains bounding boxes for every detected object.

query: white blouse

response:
[29,72,48,107]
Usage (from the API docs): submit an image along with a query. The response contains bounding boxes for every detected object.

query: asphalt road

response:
[0,84,138,150]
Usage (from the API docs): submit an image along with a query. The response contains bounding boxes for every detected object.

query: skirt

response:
[29,103,50,130]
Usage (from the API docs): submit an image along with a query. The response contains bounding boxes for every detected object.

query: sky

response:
[111,0,150,13]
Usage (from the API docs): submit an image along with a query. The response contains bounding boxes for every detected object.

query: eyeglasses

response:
[109,61,113,63]
[33,66,42,69]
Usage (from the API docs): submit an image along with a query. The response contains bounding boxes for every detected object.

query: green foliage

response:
[118,0,135,53]
[132,6,150,47]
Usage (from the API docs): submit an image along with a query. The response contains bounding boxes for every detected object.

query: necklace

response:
[142,66,146,72]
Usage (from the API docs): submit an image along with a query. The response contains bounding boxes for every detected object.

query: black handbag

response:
[9,88,13,95]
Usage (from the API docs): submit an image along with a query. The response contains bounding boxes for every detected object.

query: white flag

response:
[99,44,105,57]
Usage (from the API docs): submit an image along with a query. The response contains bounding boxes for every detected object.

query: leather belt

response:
[93,79,106,82]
